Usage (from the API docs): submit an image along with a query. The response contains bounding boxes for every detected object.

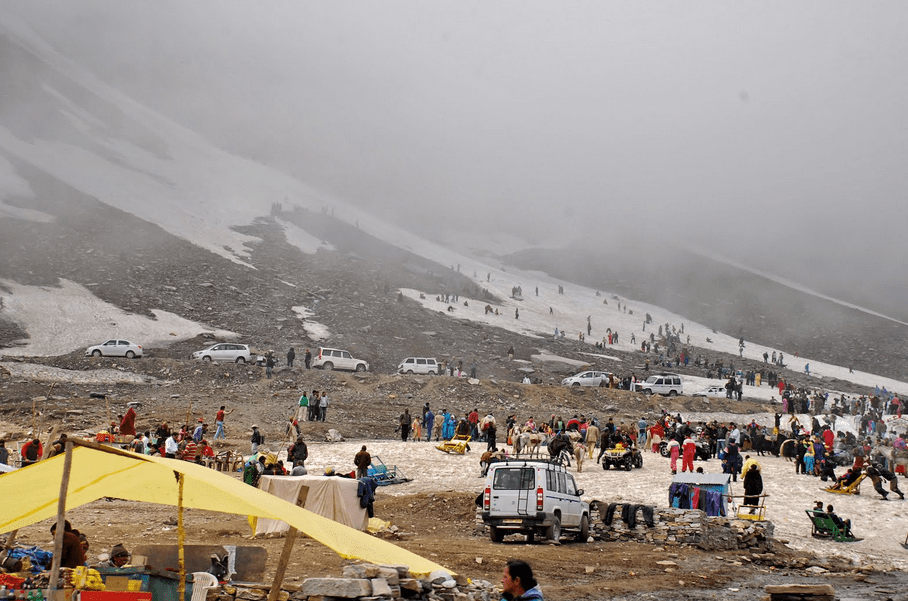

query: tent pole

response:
[178,473,186,601]
[267,485,309,601]
[48,441,74,591]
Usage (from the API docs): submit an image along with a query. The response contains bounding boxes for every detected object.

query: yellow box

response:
[127,581,142,592]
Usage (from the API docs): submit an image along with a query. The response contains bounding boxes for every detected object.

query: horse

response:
[574,443,586,472]
[514,431,549,457]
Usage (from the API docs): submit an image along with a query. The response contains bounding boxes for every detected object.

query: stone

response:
[235,589,267,601]
[342,565,368,579]
[378,567,400,585]
[370,578,393,597]
[764,584,835,595]
[301,578,373,598]
[399,578,421,592]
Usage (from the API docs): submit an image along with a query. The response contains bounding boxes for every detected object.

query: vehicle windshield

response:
[492,467,534,490]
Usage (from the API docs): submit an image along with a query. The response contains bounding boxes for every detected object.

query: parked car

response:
[692,385,727,398]
[634,373,683,396]
[480,459,590,544]
[312,347,369,372]
[561,370,612,387]
[191,343,252,363]
[397,357,439,375]
[85,340,143,359]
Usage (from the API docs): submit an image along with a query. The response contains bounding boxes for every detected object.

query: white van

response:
[480,460,590,543]
[634,373,683,396]
[397,357,439,375]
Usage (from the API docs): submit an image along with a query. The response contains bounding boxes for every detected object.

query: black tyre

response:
[572,383,580,388]
[406,370,414,375]
[92,350,102,357]
[202,356,212,362]
[579,514,590,541]
[545,515,561,542]
[355,363,367,372]
[125,350,135,359]
[235,357,246,364]
[602,460,609,470]
[526,531,535,543]
[643,389,653,396]
[635,453,644,469]
[623,456,633,471]
[668,390,677,397]
[323,362,334,371]
[660,443,670,458]
[429,370,437,375]
[489,526,504,543]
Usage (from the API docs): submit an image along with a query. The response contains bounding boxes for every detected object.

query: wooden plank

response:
[48,442,74,590]
[266,486,309,601]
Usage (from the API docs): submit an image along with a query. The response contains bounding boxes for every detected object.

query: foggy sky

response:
[7,1,908,316]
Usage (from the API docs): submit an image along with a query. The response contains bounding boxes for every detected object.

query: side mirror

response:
[576,489,584,496]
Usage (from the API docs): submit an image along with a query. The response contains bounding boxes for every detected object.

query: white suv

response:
[634,373,683,396]
[313,347,369,372]
[480,460,590,543]
[191,343,252,363]
[398,357,439,375]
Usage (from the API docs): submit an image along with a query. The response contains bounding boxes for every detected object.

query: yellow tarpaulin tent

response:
[0,443,451,577]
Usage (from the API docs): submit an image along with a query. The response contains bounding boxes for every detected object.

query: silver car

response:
[85,339,143,359]
[312,347,369,372]
[191,343,252,363]
[561,370,611,388]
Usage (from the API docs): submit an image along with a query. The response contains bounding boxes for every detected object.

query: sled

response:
[367,455,412,486]
[822,473,865,495]
[805,510,861,542]
[437,434,471,454]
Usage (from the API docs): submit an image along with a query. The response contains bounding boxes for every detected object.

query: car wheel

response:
[526,531,535,544]
[635,454,644,469]
[323,362,334,371]
[489,526,504,543]
[643,389,653,396]
[599,380,606,387]
[579,514,590,541]
[202,356,212,362]
[624,456,633,471]
[92,350,102,357]
[545,515,561,542]
[356,363,366,372]
[235,357,246,364]
[660,444,670,458]
[668,390,677,397]
[572,383,580,388]
[429,370,437,375]
[406,370,414,375]
[125,351,135,359]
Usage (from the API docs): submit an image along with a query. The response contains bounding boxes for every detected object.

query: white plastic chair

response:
[191,572,219,601]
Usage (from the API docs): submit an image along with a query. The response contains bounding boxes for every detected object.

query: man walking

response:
[355,445,371,479]
[214,406,233,440]
[304,349,312,369]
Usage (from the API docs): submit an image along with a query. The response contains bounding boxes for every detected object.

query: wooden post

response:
[178,473,186,601]
[267,485,309,601]
[0,530,18,564]
[106,397,111,432]
[185,401,193,431]
[48,441,74,591]
[31,398,37,436]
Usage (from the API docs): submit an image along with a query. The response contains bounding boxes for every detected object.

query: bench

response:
[805,510,860,542]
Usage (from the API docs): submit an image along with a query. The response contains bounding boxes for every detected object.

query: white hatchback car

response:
[85,340,143,359]
[397,357,439,375]
[312,347,369,372]
[191,343,252,363]
[692,384,727,398]
[561,370,611,387]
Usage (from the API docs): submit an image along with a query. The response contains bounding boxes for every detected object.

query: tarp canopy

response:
[0,443,450,577]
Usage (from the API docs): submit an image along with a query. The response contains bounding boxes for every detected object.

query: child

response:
[804,445,816,475]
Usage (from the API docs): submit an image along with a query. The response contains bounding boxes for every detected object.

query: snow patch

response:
[0,278,233,356]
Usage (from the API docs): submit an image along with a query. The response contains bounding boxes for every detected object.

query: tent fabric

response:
[254,476,367,535]
[0,445,450,577]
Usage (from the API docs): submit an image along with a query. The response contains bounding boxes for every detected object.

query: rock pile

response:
[590,502,775,551]
[212,564,495,601]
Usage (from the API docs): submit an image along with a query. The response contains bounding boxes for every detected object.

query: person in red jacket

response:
[21,438,43,466]
[119,407,137,437]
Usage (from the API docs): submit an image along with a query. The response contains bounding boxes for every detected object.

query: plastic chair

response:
[191,572,219,601]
